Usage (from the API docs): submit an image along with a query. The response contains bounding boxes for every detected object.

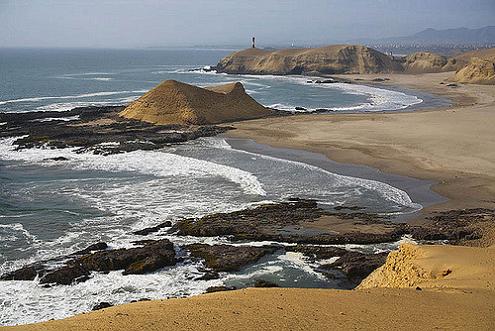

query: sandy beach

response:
[228,72,495,212]
[3,71,495,330]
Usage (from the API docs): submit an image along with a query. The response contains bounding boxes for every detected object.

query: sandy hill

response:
[120,80,271,125]
[454,57,495,85]
[450,48,495,84]
[402,52,457,73]
[216,45,403,75]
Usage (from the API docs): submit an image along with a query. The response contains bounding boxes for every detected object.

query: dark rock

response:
[72,242,108,256]
[3,239,177,286]
[321,251,388,284]
[79,239,176,276]
[206,286,237,293]
[254,279,279,288]
[40,264,90,285]
[45,156,69,162]
[186,244,275,272]
[132,221,173,236]
[286,245,347,260]
[0,264,42,281]
[195,270,220,281]
[92,302,113,311]
[371,78,390,82]
[0,105,231,155]
[169,201,495,246]
[447,83,458,87]
[295,106,307,111]
[171,199,403,245]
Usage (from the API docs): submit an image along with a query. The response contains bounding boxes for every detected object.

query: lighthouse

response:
[252,37,256,48]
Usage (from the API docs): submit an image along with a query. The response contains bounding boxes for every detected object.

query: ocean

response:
[0,48,440,325]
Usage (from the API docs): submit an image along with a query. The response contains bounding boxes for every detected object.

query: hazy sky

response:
[1,0,494,48]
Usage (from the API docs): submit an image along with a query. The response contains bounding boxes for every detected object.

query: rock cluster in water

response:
[0,106,230,155]
[1,200,492,289]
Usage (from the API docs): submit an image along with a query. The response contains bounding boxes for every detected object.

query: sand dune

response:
[120,80,271,125]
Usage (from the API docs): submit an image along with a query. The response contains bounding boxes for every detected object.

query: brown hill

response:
[120,80,271,125]
[402,52,457,73]
[453,57,495,84]
[216,45,403,75]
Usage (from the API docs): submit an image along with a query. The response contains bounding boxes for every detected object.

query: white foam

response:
[212,138,421,211]
[0,264,220,326]
[31,116,80,122]
[0,138,266,196]
[92,77,113,81]
[277,252,327,279]
[252,75,423,112]
[0,90,147,107]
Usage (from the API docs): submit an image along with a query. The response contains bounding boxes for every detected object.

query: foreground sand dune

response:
[5,285,494,330]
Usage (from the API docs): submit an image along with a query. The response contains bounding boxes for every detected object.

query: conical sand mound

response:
[120,80,271,125]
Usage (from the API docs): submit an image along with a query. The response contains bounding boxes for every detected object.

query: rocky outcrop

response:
[288,245,387,284]
[167,201,488,245]
[322,251,388,284]
[120,80,272,125]
[1,240,176,285]
[0,106,229,155]
[186,244,276,272]
[216,45,403,75]
[216,45,495,79]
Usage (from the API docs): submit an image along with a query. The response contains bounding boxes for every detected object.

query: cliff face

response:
[217,45,495,84]
[216,45,403,75]
[120,80,271,125]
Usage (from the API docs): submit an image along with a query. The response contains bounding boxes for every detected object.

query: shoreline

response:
[226,137,445,220]
[226,71,495,214]
[2,71,495,329]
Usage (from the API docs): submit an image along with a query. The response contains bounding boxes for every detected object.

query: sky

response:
[1,0,494,48]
